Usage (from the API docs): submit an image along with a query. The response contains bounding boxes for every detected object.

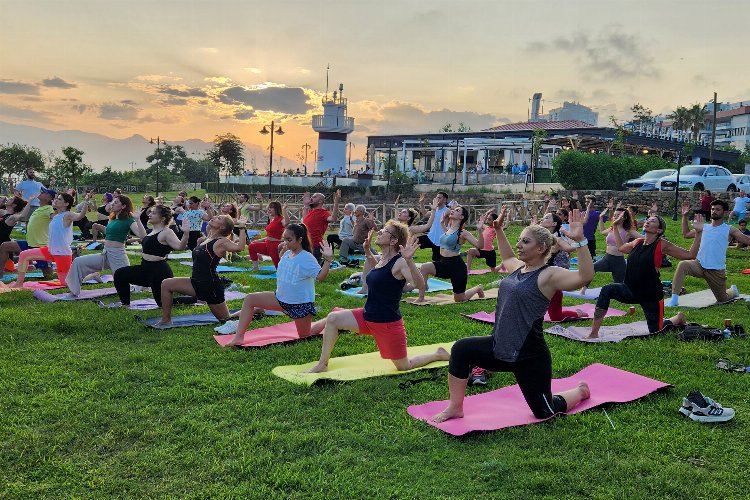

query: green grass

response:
[2,222,750,498]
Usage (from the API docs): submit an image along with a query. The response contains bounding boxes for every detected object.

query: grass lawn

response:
[2,220,750,498]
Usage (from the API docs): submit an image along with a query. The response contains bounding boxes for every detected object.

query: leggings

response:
[247,240,281,267]
[17,247,72,284]
[596,283,668,333]
[449,336,566,419]
[114,259,173,306]
[594,253,626,283]
[418,234,442,262]
[547,289,579,322]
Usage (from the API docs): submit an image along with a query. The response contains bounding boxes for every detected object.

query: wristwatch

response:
[570,239,588,249]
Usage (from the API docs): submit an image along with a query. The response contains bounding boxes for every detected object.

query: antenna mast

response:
[325,64,330,98]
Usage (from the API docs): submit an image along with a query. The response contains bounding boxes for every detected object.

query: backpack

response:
[677,324,723,342]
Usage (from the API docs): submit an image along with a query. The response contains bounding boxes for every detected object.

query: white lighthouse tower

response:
[312,80,355,175]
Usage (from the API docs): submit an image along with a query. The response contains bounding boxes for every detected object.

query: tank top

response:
[624,238,663,302]
[48,211,73,256]
[696,223,730,270]
[363,254,406,323]
[0,214,14,244]
[605,227,631,246]
[439,230,461,253]
[191,238,221,281]
[481,226,496,251]
[141,229,172,257]
[266,216,284,240]
[492,266,550,362]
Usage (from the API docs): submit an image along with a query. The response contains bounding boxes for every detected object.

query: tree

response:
[630,103,654,125]
[208,133,245,179]
[668,106,690,133]
[0,144,45,183]
[609,116,627,156]
[685,103,708,142]
[440,122,472,133]
[146,144,190,173]
[46,147,92,190]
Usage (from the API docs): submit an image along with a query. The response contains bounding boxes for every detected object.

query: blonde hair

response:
[524,224,555,259]
[217,215,234,237]
[384,219,409,248]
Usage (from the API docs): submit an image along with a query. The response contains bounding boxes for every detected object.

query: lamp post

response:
[347,141,355,177]
[301,143,311,177]
[149,137,165,196]
[260,121,284,197]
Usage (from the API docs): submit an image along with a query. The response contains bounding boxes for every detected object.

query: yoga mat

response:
[468,266,509,275]
[407,363,671,436]
[32,287,118,302]
[2,272,44,283]
[403,287,499,306]
[248,273,277,280]
[178,261,264,273]
[563,287,602,300]
[98,291,247,310]
[85,242,103,250]
[669,289,750,309]
[6,281,66,290]
[742,269,750,275]
[83,274,114,284]
[463,304,625,325]
[272,342,453,385]
[545,320,655,343]
[338,278,454,298]
[213,320,319,348]
[167,251,194,260]
[139,309,240,329]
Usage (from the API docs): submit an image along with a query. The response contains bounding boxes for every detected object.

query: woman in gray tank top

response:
[433,208,596,423]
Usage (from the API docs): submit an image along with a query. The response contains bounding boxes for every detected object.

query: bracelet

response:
[570,239,588,249]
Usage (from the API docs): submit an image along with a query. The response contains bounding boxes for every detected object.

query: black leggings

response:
[594,253,627,283]
[449,336,566,419]
[595,283,669,333]
[114,259,173,306]
[418,234,442,262]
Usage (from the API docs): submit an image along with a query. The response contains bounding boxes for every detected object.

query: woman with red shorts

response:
[305,220,450,373]
[247,199,288,269]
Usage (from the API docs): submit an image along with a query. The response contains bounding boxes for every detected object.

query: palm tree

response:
[668,106,689,133]
[686,103,708,142]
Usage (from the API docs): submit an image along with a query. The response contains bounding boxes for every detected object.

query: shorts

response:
[275,295,316,319]
[351,308,407,360]
[433,255,467,294]
[478,249,497,269]
[190,278,225,305]
[16,241,50,269]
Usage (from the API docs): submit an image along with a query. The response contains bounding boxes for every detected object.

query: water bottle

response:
[723,319,732,339]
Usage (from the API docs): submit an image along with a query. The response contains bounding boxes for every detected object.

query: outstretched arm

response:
[664,214,704,259]
[395,236,424,290]
[493,206,523,272]
[543,209,595,292]
[681,200,696,238]
[326,189,341,223]
[316,241,333,281]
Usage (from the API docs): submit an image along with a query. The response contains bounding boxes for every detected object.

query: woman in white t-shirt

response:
[221,223,333,345]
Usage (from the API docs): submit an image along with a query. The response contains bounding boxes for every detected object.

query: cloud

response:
[135,74,182,83]
[218,85,313,114]
[98,100,140,120]
[41,76,77,89]
[553,89,584,102]
[526,27,660,80]
[244,67,262,74]
[161,96,189,106]
[0,79,39,95]
[358,101,502,134]
[0,103,51,120]
[158,85,208,98]
[73,104,89,114]
[233,109,256,120]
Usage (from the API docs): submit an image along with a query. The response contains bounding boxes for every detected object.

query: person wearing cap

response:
[0,186,56,280]
[10,168,45,222]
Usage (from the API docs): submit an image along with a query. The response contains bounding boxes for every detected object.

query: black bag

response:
[677,324,723,342]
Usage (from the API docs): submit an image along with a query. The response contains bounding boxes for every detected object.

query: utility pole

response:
[301,143,311,177]
[709,91,717,164]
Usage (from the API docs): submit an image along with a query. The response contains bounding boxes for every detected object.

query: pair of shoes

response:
[214,320,239,335]
[468,367,488,386]
[716,358,747,373]
[679,391,735,423]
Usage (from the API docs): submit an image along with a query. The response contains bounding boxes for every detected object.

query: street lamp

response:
[301,143,311,177]
[347,141,355,177]
[259,121,284,197]
[149,137,166,196]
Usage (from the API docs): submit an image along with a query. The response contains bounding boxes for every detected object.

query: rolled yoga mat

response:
[272,342,454,386]
[33,287,119,302]
[338,278,454,298]
[463,303,625,325]
[544,320,659,343]
[407,363,671,436]
[403,287,499,306]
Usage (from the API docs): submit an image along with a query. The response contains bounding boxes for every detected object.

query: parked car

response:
[656,165,738,192]
[622,169,676,191]
[733,174,750,192]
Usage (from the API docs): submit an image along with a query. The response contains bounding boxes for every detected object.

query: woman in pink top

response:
[466,210,502,272]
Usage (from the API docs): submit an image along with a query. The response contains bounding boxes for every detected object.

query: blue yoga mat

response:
[3,271,44,283]
[138,309,241,329]
[337,278,453,297]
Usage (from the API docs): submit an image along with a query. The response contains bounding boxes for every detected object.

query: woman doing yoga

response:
[247,199,288,269]
[154,215,247,328]
[466,210,500,272]
[586,211,699,338]
[305,220,450,373]
[432,208,594,423]
[113,206,190,307]
[222,224,332,343]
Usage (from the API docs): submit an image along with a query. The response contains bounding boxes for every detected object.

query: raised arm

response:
[326,189,341,223]
[316,241,333,281]
[281,202,290,227]
[543,209,595,291]
[409,195,438,234]
[395,236,424,290]
[680,199,696,238]
[729,225,750,246]
[461,227,483,250]
[161,218,191,250]
[218,218,248,253]
[129,209,148,239]
[492,205,523,272]
[301,191,311,217]
[664,214,704,259]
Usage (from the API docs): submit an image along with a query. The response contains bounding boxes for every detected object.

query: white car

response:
[656,165,738,192]
[733,174,750,192]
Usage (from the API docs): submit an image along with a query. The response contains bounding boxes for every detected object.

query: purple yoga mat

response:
[96,290,247,310]
[407,363,671,436]
[33,287,119,302]
[463,303,625,324]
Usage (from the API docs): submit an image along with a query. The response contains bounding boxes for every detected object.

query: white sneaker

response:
[130,285,144,293]
[214,320,239,335]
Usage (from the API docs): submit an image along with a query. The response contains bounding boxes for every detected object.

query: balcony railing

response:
[312,115,355,132]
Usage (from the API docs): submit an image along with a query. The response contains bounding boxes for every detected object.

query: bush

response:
[552,150,677,190]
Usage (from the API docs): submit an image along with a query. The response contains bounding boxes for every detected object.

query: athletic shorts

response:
[275,296,316,319]
[433,255,467,294]
[16,241,50,269]
[478,249,497,269]
[190,278,225,305]
[351,307,407,360]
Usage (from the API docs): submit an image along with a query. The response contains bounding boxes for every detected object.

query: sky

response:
[1,0,749,169]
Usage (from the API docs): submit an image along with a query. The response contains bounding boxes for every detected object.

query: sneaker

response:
[214,320,239,335]
[468,367,488,386]
[680,391,735,423]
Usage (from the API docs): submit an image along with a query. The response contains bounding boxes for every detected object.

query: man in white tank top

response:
[668,199,750,306]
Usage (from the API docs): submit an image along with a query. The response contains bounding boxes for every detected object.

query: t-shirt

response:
[275,250,321,304]
[338,214,355,239]
[105,217,135,243]
[481,226,496,251]
[15,180,44,207]
[732,195,749,214]
[183,209,206,231]
[583,209,601,239]
[302,208,331,247]
[351,217,375,244]
[427,206,449,245]
[27,204,53,247]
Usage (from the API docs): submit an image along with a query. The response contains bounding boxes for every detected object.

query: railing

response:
[311,115,355,131]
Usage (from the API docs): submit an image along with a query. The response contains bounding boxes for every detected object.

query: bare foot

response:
[577,381,591,400]
[224,335,244,347]
[586,331,599,339]
[477,285,485,299]
[152,320,172,329]
[415,296,426,303]
[575,308,588,318]
[10,282,24,289]
[304,362,328,373]
[579,287,588,295]
[672,311,686,326]
[432,405,464,423]
[84,272,102,283]
[436,347,450,360]
[356,288,368,295]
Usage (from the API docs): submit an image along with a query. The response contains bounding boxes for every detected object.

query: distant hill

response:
[0,121,299,172]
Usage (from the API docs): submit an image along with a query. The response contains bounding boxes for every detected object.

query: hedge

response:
[552,150,677,190]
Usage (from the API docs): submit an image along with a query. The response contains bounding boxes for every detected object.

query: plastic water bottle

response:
[723,319,732,339]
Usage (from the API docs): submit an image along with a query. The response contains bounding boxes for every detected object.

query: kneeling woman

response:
[223,224,332,345]
[154,215,247,328]
[113,206,190,307]
[305,221,450,373]
[417,205,485,303]
[433,208,594,423]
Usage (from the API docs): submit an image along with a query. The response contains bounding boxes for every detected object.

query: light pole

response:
[149,137,166,196]
[259,121,284,197]
[301,143,311,177]
[347,141,355,177]
[129,161,135,172]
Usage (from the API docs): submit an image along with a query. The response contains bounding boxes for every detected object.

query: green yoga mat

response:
[271,342,453,385]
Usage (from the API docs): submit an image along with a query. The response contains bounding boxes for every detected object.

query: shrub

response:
[552,151,677,190]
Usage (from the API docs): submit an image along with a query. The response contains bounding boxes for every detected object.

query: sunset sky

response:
[1,0,749,167]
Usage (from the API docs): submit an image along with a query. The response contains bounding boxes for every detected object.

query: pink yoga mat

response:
[407,363,671,436]
[468,266,509,275]
[213,320,318,347]
[6,281,66,290]
[463,303,625,324]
